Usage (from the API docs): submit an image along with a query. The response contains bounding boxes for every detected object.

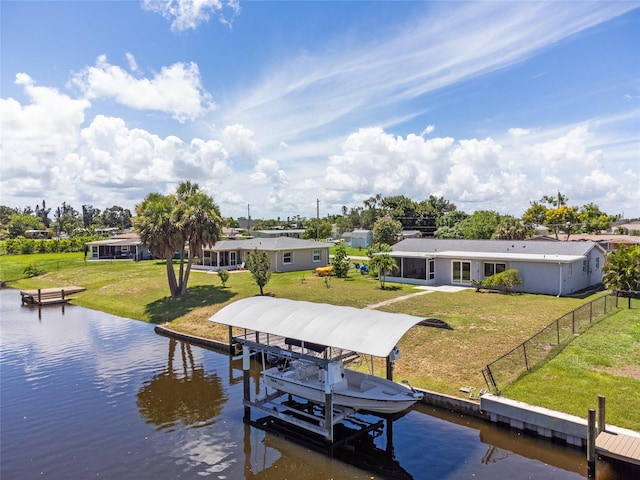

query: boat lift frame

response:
[238,337,387,443]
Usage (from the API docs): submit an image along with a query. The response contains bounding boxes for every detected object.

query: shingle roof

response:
[207,237,332,251]
[392,238,600,257]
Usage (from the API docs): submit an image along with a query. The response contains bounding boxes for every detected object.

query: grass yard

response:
[501,305,640,431]
[3,252,638,429]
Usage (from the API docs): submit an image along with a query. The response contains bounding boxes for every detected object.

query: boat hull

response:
[262,365,422,415]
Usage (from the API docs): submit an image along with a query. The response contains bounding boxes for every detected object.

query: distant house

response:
[388,238,606,296]
[251,229,306,239]
[197,237,333,273]
[346,229,374,249]
[560,233,640,252]
[85,233,152,261]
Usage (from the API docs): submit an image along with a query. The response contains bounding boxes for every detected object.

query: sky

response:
[1,1,639,221]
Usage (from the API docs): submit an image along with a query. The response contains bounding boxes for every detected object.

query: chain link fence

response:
[482,293,621,393]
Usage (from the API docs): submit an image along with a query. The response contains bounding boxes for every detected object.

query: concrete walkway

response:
[365,285,468,310]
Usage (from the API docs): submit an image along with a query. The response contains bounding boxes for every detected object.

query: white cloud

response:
[125,53,140,74]
[421,125,435,136]
[320,116,640,216]
[222,124,257,161]
[71,55,214,122]
[0,74,90,196]
[141,0,240,32]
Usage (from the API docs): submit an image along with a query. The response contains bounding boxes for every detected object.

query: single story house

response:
[251,228,306,239]
[85,233,152,261]
[387,238,607,296]
[197,237,334,273]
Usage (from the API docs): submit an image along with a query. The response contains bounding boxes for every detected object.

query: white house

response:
[84,233,152,261]
[387,239,607,296]
[197,237,334,273]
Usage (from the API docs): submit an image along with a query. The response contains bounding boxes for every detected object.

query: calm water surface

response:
[0,288,613,479]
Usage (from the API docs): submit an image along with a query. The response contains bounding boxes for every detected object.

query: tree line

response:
[1,190,633,244]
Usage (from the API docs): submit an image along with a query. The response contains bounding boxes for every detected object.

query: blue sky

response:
[2,1,639,221]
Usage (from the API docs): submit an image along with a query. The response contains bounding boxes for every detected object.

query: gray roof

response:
[206,236,332,251]
[392,238,602,261]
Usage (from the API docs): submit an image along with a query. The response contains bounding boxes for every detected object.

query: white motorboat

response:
[262,359,423,415]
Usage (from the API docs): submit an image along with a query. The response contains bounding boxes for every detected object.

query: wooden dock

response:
[20,286,86,306]
[596,430,640,466]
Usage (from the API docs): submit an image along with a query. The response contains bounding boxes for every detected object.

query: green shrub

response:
[218,269,230,287]
[483,269,522,294]
[23,263,46,278]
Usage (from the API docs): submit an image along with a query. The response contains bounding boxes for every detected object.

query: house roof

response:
[392,238,603,263]
[209,297,425,357]
[205,236,333,251]
[85,233,142,246]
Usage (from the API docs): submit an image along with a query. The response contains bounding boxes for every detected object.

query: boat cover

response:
[209,297,425,357]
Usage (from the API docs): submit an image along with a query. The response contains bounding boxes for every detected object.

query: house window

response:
[429,260,435,280]
[283,252,293,264]
[312,250,321,262]
[483,262,506,277]
[596,257,600,269]
[452,261,471,283]
[583,260,587,272]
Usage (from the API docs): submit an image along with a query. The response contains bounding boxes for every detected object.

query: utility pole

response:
[247,204,251,233]
[316,199,320,241]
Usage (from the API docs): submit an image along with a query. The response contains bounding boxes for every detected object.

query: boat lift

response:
[209,297,426,443]
[238,338,357,442]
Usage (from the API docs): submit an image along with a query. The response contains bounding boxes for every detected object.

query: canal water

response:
[0,288,618,479]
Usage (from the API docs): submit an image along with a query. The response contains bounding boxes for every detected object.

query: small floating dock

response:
[596,430,640,466]
[20,286,86,305]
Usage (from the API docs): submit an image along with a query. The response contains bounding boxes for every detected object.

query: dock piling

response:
[587,408,596,478]
[597,395,606,435]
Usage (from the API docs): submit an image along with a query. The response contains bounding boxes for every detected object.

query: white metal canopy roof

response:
[209,297,425,357]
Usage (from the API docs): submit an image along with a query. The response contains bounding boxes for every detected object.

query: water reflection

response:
[137,339,227,430]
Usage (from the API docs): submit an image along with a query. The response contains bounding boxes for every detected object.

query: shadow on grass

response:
[144,285,236,324]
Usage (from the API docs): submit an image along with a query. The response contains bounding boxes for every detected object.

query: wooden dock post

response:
[597,395,606,435]
[587,408,596,479]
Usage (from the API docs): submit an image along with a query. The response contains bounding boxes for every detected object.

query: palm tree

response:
[135,182,222,299]
[173,181,222,296]
[135,192,183,297]
[369,253,399,290]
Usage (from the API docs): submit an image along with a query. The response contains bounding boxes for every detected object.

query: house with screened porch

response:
[387,238,606,296]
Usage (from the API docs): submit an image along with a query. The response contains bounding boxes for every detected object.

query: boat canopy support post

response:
[243,344,251,421]
[325,367,334,442]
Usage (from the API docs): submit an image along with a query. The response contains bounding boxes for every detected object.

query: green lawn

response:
[2,252,638,430]
[502,306,640,431]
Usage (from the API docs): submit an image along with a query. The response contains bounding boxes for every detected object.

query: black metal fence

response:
[482,293,621,393]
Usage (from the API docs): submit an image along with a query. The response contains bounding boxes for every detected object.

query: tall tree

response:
[101,205,133,229]
[373,215,403,245]
[492,216,535,240]
[135,182,222,299]
[458,210,500,239]
[35,200,51,228]
[522,201,548,227]
[545,205,580,240]
[579,203,615,234]
[135,193,183,297]
[53,202,81,236]
[245,248,271,295]
[82,204,101,228]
